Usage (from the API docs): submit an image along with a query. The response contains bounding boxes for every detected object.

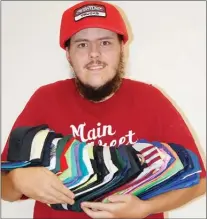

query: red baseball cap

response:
[59,1,129,50]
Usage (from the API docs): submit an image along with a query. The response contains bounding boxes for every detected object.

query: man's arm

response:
[80,172,206,219]
[1,172,23,202]
[151,85,206,178]
[1,87,48,202]
[146,177,206,215]
[147,85,206,213]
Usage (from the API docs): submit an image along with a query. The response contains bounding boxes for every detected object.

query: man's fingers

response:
[38,195,60,204]
[82,206,112,219]
[108,194,129,203]
[51,180,75,199]
[81,201,115,212]
[40,194,73,205]
[49,187,75,205]
[55,192,75,205]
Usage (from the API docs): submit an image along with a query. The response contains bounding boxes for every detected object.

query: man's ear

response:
[66,47,70,62]
[120,41,124,53]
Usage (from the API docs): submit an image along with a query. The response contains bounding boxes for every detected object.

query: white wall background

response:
[1,1,206,218]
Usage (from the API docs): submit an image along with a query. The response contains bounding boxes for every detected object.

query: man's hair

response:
[64,34,123,48]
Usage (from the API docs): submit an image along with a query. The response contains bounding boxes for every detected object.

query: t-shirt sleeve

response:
[150,85,206,178]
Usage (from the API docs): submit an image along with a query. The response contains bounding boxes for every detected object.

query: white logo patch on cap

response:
[74,4,106,21]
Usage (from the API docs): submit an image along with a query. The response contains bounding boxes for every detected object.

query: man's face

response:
[66,28,123,89]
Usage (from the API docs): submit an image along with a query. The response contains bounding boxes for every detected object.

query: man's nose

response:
[89,43,101,59]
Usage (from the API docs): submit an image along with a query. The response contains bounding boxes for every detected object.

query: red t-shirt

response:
[1,78,206,219]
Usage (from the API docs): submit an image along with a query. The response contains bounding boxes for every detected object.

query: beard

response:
[72,52,125,102]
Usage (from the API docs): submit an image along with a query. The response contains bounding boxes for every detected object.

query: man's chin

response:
[85,81,106,90]
[74,72,123,102]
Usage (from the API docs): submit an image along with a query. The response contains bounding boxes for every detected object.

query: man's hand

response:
[81,194,151,219]
[9,167,75,205]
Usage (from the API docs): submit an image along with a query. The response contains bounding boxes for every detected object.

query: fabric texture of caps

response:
[95,145,132,204]
[63,142,82,187]
[39,131,63,167]
[69,142,95,190]
[46,138,62,171]
[68,147,118,212]
[138,142,196,197]
[2,124,203,213]
[59,0,129,49]
[51,135,73,174]
[140,149,201,200]
[100,142,173,203]
[30,129,50,161]
[1,161,31,171]
[7,125,49,162]
[93,146,125,202]
[59,139,79,183]
[125,143,184,196]
[22,126,48,162]
[65,142,90,189]
[73,146,109,196]
[77,146,117,197]
[69,143,96,192]
[7,126,32,161]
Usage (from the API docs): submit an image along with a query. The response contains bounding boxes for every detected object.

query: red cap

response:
[59,1,128,50]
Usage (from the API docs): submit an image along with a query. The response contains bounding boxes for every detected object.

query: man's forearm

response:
[145,178,206,215]
[1,172,23,202]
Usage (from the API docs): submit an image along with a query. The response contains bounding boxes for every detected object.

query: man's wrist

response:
[8,169,23,197]
[134,197,154,217]
[143,199,155,216]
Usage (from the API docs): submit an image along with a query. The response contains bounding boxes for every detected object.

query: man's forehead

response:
[71,28,117,42]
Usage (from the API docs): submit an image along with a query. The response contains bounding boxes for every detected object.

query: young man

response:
[1,1,206,219]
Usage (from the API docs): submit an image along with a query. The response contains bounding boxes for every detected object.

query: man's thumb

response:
[107,194,127,203]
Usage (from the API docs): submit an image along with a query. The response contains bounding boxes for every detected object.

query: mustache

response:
[84,60,107,68]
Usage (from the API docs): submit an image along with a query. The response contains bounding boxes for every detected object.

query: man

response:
[1,1,206,219]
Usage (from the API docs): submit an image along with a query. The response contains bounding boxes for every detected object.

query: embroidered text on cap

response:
[74,4,106,21]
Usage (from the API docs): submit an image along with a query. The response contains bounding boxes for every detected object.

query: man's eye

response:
[78,43,87,48]
[101,41,111,46]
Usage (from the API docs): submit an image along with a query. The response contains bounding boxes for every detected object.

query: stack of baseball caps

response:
[1,124,202,212]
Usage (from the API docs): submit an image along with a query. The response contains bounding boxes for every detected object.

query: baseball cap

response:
[59,1,129,50]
